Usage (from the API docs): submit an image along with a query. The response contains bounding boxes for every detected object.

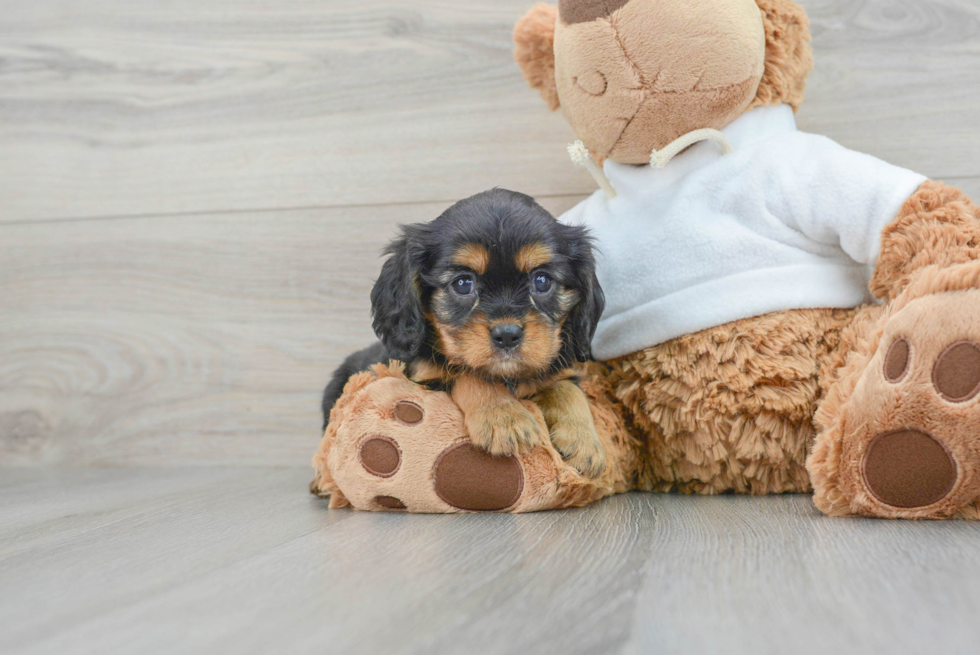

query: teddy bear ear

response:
[514,3,560,111]
[750,0,815,111]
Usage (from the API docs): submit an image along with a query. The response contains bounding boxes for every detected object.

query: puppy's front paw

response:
[467,399,545,458]
[549,417,606,478]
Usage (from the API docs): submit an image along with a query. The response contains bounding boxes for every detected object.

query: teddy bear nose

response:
[491,324,524,350]
[559,0,631,24]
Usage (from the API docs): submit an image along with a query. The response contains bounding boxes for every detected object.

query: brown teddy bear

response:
[313,0,980,519]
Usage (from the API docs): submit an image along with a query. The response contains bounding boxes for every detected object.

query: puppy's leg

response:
[452,374,546,457]
[534,380,606,478]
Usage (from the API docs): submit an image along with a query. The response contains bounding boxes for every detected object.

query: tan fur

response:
[534,379,606,477]
[452,373,549,457]
[514,0,813,162]
[746,0,813,111]
[431,311,561,379]
[810,261,980,519]
[808,194,980,518]
[408,358,453,387]
[515,242,553,272]
[607,308,856,495]
[514,3,560,110]
[316,1,980,518]
[311,361,414,506]
[312,362,638,512]
[870,181,980,301]
[451,242,491,274]
[519,313,564,374]
[552,0,766,162]
[432,316,494,370]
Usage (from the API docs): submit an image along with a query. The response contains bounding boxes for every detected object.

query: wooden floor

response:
[4,468,980,655]
[3,0,980,652]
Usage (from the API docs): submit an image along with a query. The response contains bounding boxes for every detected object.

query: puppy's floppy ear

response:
[563,225,605,361]
[514,3,560,111]
[370,224,429,362]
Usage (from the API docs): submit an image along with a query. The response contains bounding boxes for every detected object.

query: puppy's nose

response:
[491,324,524,350]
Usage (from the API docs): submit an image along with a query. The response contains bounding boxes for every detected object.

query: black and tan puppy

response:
[322,188,607,476]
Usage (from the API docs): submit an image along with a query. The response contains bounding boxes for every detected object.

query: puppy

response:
[322,188,607,477]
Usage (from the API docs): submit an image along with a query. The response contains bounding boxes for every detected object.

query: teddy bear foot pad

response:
[359,429,525,512]
[312,365,612,513]
[819,290,980,519]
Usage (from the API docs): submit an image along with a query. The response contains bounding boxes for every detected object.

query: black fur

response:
[562,223,606,363]
[320,188,605,427]
[369,224,429,362]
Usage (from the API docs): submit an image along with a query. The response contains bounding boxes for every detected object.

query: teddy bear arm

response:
[870,180,980,301]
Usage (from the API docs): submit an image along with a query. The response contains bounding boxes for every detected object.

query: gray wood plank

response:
[799,0,980,178]
[0,195,587,467]
[1,0,979,223]
[2,468,980,655]
[0,0,593,223]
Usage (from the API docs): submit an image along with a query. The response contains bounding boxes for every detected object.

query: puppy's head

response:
[371,189,604,379]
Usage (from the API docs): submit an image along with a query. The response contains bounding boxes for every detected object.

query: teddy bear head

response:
[515,0,813,164]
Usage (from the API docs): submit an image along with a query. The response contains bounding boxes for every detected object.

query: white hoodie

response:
[560,104,927,361]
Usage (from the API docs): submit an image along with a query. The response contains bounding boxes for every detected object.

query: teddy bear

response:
[312,0,980,519]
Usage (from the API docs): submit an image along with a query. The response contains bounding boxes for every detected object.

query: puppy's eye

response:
[531,273,553,294]
[452,275,475,296]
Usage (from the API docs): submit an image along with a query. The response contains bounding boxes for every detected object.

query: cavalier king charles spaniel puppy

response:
[322,188,606,476]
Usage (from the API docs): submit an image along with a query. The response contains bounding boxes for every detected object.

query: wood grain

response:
[0,196,586,466]
[0,0,594,223]
[4,4,980,652]
[2,0,980,467]
[0,0,978,222]
[3,468,980,655]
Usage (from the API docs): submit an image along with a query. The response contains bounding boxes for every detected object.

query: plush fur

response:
[315,0,980,518]
[745,0,813,111]
[871,180,980,301]
[810,261,980,519]
[608,307,857,495]
[508,0,980,519]
[514,0,811,163]
[311,361,641,512]
[514,4,560,111]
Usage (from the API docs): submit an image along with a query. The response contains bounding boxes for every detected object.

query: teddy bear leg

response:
[311,362,638,513]
[607,308,856,495]
[810,263,980,519]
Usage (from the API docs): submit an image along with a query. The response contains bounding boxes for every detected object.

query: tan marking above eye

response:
[452,243,490,275]
[515,243,553,273]
[574,70,607,96]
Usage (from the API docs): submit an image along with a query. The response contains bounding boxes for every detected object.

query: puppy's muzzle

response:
[490,323,524,351]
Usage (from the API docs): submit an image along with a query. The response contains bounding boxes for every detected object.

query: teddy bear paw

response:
[321,377,557,513]
[818,289,980,519]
